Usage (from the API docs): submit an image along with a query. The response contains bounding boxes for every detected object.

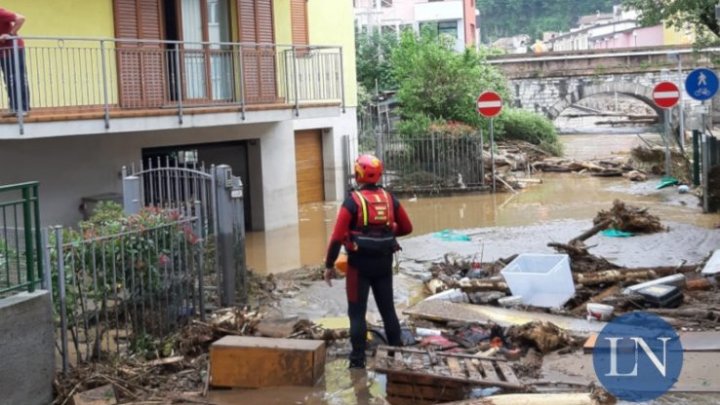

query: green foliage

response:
[477,0,618,42]
[392,29,508,133]
[496,108,563,156]
[355,29,400,92]
[623,0,719,41]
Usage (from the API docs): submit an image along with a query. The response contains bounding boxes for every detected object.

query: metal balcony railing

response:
[0,37,346,134]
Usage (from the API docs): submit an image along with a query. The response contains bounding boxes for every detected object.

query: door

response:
[294,130,325,204]
[173,0,232,101]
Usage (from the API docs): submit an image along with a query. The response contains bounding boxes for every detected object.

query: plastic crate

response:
[500,253,575,308]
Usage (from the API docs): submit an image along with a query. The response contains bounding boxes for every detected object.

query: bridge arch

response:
[546,81,663,121]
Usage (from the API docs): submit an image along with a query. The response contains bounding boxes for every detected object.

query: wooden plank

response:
[387,382,465,402]
[496,361,521,386]
[381,346,509,362]
[388,374,465,389]
[446,357,466,380]
[463,359,483,381]
[480,360,501,383]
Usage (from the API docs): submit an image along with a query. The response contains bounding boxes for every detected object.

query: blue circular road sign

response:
[685,68,719,101]
[593,312,683,402]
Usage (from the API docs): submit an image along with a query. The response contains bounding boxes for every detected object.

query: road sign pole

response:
[702,101,709,213]
[678,58,685,150]
[490,118,496,193]
[663,109,672,177]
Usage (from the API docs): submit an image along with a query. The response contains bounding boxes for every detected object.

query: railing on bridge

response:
[0,182,43,298]
[0,37,345,133]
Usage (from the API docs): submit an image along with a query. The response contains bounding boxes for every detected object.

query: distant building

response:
[545,5,695,52]
[354,0,479,52]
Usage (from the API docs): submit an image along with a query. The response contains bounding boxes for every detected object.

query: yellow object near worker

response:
[335,252,348,275]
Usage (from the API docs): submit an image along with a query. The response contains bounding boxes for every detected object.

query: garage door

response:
[295,130,325,204]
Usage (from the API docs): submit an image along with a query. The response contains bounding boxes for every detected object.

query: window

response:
[420,21,458,39]
[438,21,458,39]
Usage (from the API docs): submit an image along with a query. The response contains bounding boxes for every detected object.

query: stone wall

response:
[0,291,54,405]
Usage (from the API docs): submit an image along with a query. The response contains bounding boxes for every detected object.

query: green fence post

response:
[32,184,42,286]
[22,186,35,292]
[693,130,701,186]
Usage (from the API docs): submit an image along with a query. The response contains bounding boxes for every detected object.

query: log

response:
[573,265,699,287]
[570,220,612,244]
[438,393,596,405]
[451,278,510,293]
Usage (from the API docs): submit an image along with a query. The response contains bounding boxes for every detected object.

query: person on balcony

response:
[324,154,413,369]
[0,7,29,116]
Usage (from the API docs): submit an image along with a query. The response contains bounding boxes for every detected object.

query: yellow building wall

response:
[663,24,695,46]
[273,0,293,45]
[1,0,116,109]
[307,0,358,107]
[2,0,114,37]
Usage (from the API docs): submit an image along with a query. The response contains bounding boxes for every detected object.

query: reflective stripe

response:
[354,190,369,227]
[380,189,392,226]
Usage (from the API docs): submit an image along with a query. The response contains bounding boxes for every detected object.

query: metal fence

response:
[0,37,345,132]
[694,131,720,212]
[47,211,206,373]
[377,133,487,193]
[0,182,42,298]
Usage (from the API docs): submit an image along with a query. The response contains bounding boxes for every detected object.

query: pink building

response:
[354,0,479,52]
[592,25,664,49]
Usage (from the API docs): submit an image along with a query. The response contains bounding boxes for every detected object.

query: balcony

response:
[0,37,346,137]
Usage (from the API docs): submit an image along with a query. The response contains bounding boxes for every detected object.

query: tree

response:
[477,0,618,43]
[355,29,399,93]
[622,0,719,40]
[391,29,508,131]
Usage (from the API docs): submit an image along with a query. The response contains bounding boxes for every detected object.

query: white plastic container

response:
[500,253,575,308]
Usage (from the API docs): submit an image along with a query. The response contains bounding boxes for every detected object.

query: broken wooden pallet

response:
[373,346,524,405]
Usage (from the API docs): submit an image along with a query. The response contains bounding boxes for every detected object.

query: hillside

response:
[477,0,620,43]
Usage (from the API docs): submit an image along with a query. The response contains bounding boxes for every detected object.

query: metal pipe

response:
[174,43,184,125]
[54,226,69,375]
[100,40,110,129]
[338,46,346,113]
[678,57,685,149]
[292,45,300,116]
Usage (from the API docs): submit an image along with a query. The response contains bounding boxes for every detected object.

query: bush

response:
[496,108,563,156]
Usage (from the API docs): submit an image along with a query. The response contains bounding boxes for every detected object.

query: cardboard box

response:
[210,336,326,388]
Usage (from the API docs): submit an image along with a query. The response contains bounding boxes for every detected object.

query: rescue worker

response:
[324,154,413,369]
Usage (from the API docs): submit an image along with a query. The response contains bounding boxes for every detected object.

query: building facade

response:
[354,0,478,52]
[546,5,694,52]
[0,0,358,232]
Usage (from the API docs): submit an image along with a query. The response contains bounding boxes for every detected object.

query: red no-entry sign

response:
[477,91,503,118]
[652,81,680,109]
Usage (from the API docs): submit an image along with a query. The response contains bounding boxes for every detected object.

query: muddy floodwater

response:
[246,133,718,275]
[226,133,720,405]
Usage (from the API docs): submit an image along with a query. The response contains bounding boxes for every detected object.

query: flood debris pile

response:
[593,199,666,234]
[54,287,349,404]
[532,156,632,178]
[630,145,690,181]
[396,201,720,404]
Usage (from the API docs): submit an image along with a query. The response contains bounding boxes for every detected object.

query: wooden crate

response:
[210,336,326,388]
[373,346,524,405]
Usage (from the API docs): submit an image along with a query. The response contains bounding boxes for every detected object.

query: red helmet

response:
[354,154,383,184]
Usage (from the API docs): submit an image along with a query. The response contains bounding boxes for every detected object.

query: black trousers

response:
[346,254,402,363]
[0,48,30,113]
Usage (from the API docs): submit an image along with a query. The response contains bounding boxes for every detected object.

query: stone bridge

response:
[487,46,718,120]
